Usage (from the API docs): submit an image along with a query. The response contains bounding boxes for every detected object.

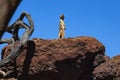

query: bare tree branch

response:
[0,0,34,68]
[0,12,34,67]
[0,0,21,39]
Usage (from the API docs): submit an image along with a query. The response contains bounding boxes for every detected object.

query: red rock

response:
[1,36,105,80]
[93,55,120,80]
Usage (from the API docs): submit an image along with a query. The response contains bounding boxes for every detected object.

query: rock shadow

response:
[18,41,35,80]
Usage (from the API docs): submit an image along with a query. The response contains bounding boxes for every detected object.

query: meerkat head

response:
[60,14,64,20]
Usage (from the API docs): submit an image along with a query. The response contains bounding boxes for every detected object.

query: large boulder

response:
[0,36,105,80]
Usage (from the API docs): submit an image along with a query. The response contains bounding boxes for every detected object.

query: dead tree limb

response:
[0,0,34,68]
[0,0,21,39]
[0,12,34,67]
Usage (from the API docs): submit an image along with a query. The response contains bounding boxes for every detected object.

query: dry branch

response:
[0,12,34,67]
[0,0,34,68]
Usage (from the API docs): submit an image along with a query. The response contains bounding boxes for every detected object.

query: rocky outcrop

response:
[93,55,120,80]
[0,36,106,80]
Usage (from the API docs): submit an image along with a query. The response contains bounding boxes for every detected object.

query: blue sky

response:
[1,0,120,58]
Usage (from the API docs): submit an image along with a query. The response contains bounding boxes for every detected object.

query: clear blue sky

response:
[1,0,120,58]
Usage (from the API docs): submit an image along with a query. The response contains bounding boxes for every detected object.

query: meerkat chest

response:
[60,20,65,29]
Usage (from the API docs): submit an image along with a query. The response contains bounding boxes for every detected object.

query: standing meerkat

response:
[58,14,66,39]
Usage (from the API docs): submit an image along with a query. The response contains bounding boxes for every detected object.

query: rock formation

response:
[0,36,119,80]
[93,55,120,80]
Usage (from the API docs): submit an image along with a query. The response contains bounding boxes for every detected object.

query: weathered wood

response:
[0,0,34,68]
[0,12,34,67]
[0,0,21,39]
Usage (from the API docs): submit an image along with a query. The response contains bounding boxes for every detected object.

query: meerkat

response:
[58,14,66,39]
